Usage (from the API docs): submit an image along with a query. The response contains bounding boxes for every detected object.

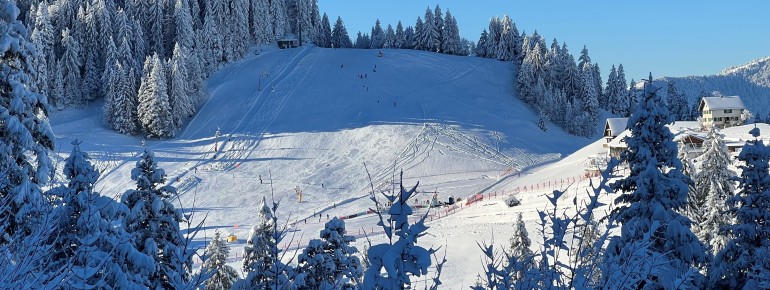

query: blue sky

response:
[318,0,770,82]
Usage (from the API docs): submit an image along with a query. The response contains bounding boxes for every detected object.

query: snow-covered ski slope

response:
[50,46,602,287]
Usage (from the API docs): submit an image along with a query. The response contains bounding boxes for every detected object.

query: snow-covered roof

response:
[668,121,701,133]
[607,130,631,148]
[701,96,746,110]
[607,121,704,148]
[604,118,628,137]
[719,123,770,143]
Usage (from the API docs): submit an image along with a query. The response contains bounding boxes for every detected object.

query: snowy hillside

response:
[49,46,598,287]
[656,56,770,118]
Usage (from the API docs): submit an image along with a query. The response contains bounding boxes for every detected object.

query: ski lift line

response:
[100,46,299,191]
[212,47,316,171]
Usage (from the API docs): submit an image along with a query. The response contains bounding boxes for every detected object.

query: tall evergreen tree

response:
[508,212,533,282]
[369,19,384,49]
[613,64,630,116]
[419,7,438,52]
[403,25,415,50]
[578,62,599,137]
[201,231,240,290]
[383,24,395,49]
[433,4,444,53]
[168,44,191,129]
[0,0,55,245]
[441,10,460,55]
[50,140,154,288]
[270,0,289,40]
[603,64,617,111]
[137,54,174,138]
[61,28,82,106]
[627,79,638,117]
[709,127,770,288]
[121,149,191,289]
[331,16,352,48]
[412,16,424,50]
[250,0,274,45]
[476,29,488,57]
[238,196,292,289]
[496,15,516,61]
[318,13,332,48]
[693,127,735,253]
[394,20,405,49]
[667,80,690,121]
[113,63,140,135]
[602,79,707,288]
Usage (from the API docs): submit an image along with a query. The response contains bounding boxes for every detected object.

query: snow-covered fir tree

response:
[169,43,195,129]
[49,140,154,288]
[318,13,332,48]
[60,28,82,106]
[121,149,192,289]
[270,0,289,40]
[237,196,293,289]
[603,64,617,110]
[296,217,363,289]
[112,63,140,135]
[418,7,438,52]
[200,1,224,73]
[667,80,691,121]
[0,0,55,244]
[250,0,273,45]
[0,2,57,285]
[612,64,630,116]
[201,231,240,290]
[394,21,405,49]
[508,212,534,282]
[578,62,599,137]
[496,15,517,61]
[403,25,415,49]
[331,16,352,48]
[476,29,489,57]
[412,16,424,50]
[137,54,174,138]
[383,24,395,49]
[692,127,735,253]
[433,4,444,52]
[369,19,384,49]
[709,127,770,288]
[602,78,708,288]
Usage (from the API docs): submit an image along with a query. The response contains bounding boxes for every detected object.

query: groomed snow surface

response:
[51,46,610,288]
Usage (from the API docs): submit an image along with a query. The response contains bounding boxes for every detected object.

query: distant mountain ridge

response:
[656,56,770,119]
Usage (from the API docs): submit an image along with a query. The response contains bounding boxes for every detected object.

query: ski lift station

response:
[278,38,299,49]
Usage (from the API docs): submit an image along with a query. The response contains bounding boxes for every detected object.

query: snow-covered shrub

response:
[362,171,446,289]
[296,217,363,289]
[474,158,618,290]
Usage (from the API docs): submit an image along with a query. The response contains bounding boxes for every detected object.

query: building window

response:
[725,109,733,114]
[715,117,723,121]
